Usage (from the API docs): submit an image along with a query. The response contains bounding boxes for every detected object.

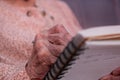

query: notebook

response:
[43,25,120,80]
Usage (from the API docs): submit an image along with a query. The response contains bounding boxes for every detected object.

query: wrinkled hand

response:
[25,25,72,80]
[99,67,120,80]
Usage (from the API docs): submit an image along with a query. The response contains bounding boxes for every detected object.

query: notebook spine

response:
[43,34,86,80]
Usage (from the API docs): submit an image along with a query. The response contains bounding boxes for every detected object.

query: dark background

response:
[63,0,120,29]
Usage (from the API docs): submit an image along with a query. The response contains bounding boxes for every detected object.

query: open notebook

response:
[44,25,120,80]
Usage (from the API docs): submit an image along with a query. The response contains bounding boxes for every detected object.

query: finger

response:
[48,33,71,45]
[47,34,71,57]
[35,33,58,65]
[64,32,72,42]
[48,34,65,45]
[35,39,57,64]
[99,75,113,80]
[48,43,65,57]
[99,75,120,80]
[37,50,57,65]
[34,63,50,79]
[47,24,69,34]
[111,67,120,76]
[26,45,56,79]
[34,34,48,52]
[27,64,50,80]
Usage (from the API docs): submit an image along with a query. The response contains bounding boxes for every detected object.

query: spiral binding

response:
[43,34,86,80]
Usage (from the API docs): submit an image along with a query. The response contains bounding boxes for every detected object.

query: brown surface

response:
[87,34,120,41]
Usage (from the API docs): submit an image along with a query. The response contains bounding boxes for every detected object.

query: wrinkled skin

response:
[99,67,120,80]
[26,25,72,80]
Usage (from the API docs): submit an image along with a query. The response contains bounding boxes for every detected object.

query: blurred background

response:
[63,0,120,29]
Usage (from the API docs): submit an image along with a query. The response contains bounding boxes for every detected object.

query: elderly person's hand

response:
[99,67,120,80]
[25,25,72,80]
